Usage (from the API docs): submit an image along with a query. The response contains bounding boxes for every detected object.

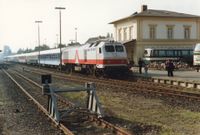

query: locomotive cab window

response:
[99,48,102,54]
[105,45,114,52]
[115,45,124,52]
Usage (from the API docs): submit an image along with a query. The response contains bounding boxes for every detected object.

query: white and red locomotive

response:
[62,40,128,76]
[6,40,128,76]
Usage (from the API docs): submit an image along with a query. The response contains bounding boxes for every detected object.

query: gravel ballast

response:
[0,70,63,135]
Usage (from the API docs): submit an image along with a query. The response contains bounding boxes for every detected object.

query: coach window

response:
[153,50,159,57]
[174,50,178,57]
[105,45,114,52]
[166,50,173,57]
[159,50,165,57]
[182,50,188,56]
[176,50,181,57]
[189,50,193,56]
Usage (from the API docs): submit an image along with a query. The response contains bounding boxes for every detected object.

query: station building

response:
[109,5,200,65]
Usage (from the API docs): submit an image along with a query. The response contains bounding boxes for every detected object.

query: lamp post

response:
[56,34,59,47]
[35,20,42,68]
[55,7,65,71]
[75,27,77,43]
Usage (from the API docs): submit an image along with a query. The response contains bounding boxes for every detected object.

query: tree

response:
[34,44,50,51]
[17,48,24,54]
[58,44,66,48]
[24,48,33,53]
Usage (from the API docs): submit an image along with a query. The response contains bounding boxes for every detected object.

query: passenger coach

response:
[143,48,193,64]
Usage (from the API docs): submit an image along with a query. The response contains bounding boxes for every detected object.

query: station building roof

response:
[109,6,200,24]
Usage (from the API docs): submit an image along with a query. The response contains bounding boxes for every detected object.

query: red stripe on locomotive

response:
[62,59,127,65]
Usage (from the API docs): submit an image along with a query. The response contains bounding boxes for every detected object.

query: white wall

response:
[114,19,137,41]
[142,20,197,39]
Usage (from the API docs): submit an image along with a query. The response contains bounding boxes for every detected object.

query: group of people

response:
[138,58,175,77]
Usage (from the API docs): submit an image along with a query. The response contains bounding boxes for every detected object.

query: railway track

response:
[3,69,132,135]
[17,65,200,102]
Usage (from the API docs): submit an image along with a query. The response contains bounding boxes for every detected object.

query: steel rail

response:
[3,69,74,135]
[23,67,200,101]
[10,69,132,135]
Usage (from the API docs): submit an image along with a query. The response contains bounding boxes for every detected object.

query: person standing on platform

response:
[165,59,174,77]
[138,58,143,74]
[168,60,175,77]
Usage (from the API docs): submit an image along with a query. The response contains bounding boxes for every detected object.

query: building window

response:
[118,28,122,41]
[184,26,191,39]
[166,25,174,39]
[129,26,133,40]
[123,27,127,41]
[149,25,156,39]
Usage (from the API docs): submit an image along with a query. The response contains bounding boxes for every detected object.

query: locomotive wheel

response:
[94,69,103,78]
[87,65,94,75]
[66,68,72,74]
[65,65,73,74]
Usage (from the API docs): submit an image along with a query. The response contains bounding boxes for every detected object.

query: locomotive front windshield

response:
[105,45,124,52]
[115,45,124,52]
[105,45,115,52]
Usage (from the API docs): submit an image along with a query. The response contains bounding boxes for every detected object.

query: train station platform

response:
[132,67,200,89]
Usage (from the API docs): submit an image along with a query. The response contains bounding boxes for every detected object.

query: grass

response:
[99,91,200,135]
[56,81,200,135]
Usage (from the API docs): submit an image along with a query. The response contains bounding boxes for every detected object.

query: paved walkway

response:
[132,67,200,82]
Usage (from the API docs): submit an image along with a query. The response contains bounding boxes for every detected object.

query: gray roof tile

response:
[110,9,200,24]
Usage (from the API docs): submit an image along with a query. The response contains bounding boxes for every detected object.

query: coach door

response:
[96,47,102,64]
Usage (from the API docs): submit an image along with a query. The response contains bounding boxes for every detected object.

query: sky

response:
[0,0,200,53]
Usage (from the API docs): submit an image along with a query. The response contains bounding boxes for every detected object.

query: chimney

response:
[141,5,148,12]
